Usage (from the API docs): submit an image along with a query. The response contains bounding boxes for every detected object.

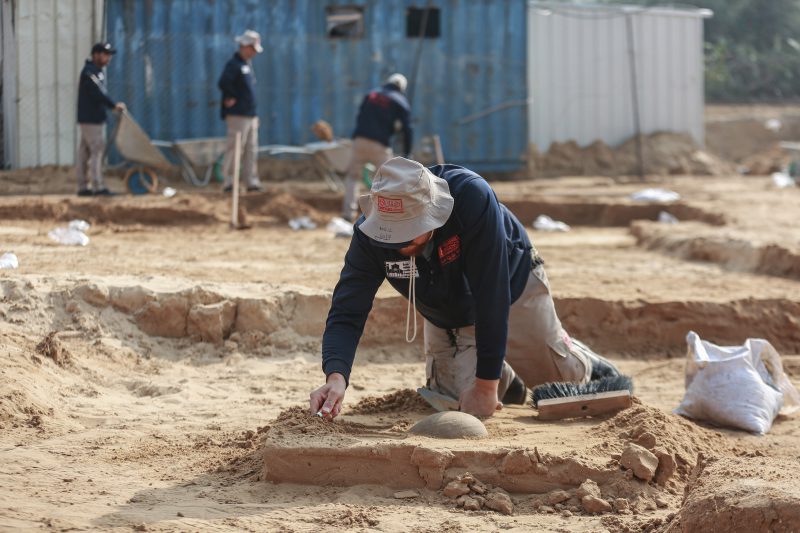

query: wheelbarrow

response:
[259,140,352,192]
[110,110,226,194]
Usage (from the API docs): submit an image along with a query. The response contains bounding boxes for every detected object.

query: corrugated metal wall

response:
[2,0,104,168]
[527,3,708,152]
[105,0,528,172]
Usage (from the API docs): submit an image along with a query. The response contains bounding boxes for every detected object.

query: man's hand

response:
[309,373,347,419]
[459,378,502,418]
[223,97,236,108]
[114,102,126,112]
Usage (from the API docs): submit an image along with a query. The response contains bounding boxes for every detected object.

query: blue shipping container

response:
[106,0,528,172]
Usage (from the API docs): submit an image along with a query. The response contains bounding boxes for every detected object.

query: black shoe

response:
[501,375,528,405]
[246,184,264,192]
[94,188,115,196]
[223,185,233,193]
[570,339,621,380]
[77,189,93,197]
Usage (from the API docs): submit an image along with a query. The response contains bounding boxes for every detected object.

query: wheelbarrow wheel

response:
[124,166,159,195]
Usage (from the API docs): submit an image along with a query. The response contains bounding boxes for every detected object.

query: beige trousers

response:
[222,115,261,188]
[341,136,392,220]
[76,123,106,191]
[424,265,591,400]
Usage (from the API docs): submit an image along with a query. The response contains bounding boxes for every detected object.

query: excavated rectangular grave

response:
[261,403,624,494]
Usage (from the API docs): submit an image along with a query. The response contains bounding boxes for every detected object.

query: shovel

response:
[417,387,459,412]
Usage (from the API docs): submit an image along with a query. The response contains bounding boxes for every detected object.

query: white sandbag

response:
[675,331,800,435]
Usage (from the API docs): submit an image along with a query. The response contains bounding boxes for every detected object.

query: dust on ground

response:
[0,139,799,531]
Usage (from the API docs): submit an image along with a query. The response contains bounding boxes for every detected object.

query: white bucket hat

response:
[386,73,408,93]
[358,157,454,246]
[236,30,263,53]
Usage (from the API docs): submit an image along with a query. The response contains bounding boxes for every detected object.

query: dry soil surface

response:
[0,173,798,532]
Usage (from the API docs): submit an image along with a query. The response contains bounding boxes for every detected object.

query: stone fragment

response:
[634,431,657,449]
[655,496,669,508]
[576,479,601,499]
[653,447,678,486]
[581,495,612,514]
[455,495,468,507]
[614,498,630,513]
[186,300,236,344]
[470,482,486,495]
[538,505,555,514]
[561,510,572,518]
[135,296,189,337]
[620,443,659,482]
[568,505,580,513]
[547,490,572,505]
[393,490,418,499]
[484,491,514,515]
[234,298,280,334]
[443,481,470,498]
[500,449,533,474]
[463,496,482,511]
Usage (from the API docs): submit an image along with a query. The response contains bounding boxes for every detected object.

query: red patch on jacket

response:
[438,235,461,266]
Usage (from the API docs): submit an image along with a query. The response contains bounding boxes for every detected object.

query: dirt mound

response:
[0,196,220,225]
[248,192,325,223]
[739,143,790,175]
[531,132,732,177]
[270,406,369,436]
[663,456,800,533]
[595,402,734,482]
[631,221,800,281]
[349,389,432,415]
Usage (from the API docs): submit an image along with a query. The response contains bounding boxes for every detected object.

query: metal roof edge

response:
[528,2,713,19]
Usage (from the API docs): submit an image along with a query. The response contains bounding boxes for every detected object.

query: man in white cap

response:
[218,30,264,193]
[341,73,413,221]
[311,157,619,418]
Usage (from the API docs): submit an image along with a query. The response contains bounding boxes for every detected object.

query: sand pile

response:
[595,402,734,483]
[442,472,514,515]
[663,456,800,532]
[739,143,790,175]
[249,192,325,224]
[349,389,432,415]
[530,132,732,177]
[269,406,369,436]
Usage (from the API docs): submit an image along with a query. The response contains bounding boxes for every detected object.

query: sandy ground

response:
[0,170,799,532]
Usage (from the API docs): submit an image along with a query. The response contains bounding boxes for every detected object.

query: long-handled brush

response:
[531,375,634,420]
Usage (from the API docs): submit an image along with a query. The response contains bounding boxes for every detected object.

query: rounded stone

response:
[409,411,488,439]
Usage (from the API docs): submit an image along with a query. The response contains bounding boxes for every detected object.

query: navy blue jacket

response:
[218,52,257,119]
[353,84,413,156]
[77,60,116,124]
[322,165,534,385]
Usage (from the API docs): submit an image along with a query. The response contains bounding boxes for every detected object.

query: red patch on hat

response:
[377,196,403,213]
[438,235,461,266]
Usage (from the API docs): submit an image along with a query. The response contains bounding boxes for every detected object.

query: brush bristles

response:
[531,375,634,408]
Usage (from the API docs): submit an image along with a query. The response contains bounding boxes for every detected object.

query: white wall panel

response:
[528,2,709,153]
[10,0,102,167]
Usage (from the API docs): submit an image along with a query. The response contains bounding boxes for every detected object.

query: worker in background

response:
[76,42,126,197]
[218,30,265,193]
[311,157,620,419]
[341,73,413,221]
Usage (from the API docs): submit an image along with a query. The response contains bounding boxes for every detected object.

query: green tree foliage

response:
[599,0,800,101]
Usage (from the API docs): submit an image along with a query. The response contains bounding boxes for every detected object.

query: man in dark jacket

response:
[341,74,413,220]
[311,157,617,419]
[76,42,125,196]
[218,30,264,193]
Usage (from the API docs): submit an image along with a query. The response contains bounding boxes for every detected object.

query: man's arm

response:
[311,228,384,417]
[321,229,385,384]
[81,71,116,109]
[217,61,239,100]
[458,179,511,416]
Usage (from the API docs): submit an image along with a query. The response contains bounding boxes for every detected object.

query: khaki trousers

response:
[76,123,106,191]
[341,136,392,220]
[424,265,592,401]
[222,115,261,188]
